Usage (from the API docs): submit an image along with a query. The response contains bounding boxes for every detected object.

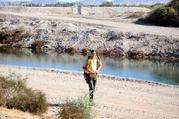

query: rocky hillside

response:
[0,14,178,59]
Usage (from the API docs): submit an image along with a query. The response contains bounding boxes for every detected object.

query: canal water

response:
[0,48,178,85]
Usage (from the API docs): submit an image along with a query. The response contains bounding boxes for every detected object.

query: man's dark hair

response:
[91,50,95,53]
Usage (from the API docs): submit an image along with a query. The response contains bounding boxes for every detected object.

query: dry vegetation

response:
[0,75,95,119]
[0,76,48,114]
[65,46,76,54]
[58,96,95,119]
[0,27,30,45]
[81,48,88,55]
[31,40,46,49]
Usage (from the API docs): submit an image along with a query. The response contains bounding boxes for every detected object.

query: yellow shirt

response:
[83,56,102,74]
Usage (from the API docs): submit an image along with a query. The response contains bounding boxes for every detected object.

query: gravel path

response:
[0,11,179,38]
[0,65,179,119]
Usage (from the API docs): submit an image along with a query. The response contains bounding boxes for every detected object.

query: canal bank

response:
[0,64,179,119]
[0,12,179,59]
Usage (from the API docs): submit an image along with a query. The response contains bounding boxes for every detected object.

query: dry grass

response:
[58,96,95,119]
[81,48,88,55]
[65,47,76,54]
[0,75,48,114]
[0,27,27,45]
[31,40,46,49]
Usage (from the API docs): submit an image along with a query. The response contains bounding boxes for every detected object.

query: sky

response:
[0,0,31,1]
[0,0,170,4]
[0,0,79,2]
[0,0,104,1]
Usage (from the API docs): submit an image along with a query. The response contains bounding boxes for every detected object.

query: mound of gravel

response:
[0,14,178,59]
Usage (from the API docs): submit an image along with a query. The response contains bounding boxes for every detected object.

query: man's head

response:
[91,50,97,58]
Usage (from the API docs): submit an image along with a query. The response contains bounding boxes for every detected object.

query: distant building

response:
[72,3,82,15]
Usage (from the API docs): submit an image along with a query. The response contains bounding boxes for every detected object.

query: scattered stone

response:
[0,15,178,59]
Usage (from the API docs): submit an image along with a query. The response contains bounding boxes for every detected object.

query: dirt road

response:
[0,11,179,38]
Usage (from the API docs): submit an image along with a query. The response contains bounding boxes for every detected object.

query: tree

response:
[100,1,114,7]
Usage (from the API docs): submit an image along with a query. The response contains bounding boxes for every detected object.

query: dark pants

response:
[84,73,97,101]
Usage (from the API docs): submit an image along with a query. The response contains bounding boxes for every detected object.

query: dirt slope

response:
[0,11,179,38]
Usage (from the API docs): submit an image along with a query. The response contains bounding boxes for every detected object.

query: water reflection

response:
[0,48,178,84]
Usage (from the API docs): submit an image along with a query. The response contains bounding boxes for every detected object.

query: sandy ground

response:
[0,64,179,119]
[0,6,151,17]
[0,107,43,119]
[0,11,179,38]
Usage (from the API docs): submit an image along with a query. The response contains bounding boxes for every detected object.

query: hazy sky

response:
[0,0,169,2]
[0,0,78,1]
[0,0,170,4]
[1,0,32,1]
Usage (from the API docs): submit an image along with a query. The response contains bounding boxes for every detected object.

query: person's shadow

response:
[49,103,64,107]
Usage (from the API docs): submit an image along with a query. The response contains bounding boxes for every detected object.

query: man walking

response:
[83,50,102,102]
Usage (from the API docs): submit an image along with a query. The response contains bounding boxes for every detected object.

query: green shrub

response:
[145,0,179,27]
[0,76,27,104]
[0,76,48,114]
[168,0,179,12]
[6,90,48,114]
[58,96,95,119]
[0,92,4,106]
[149,3,165,9]
[100,2,114,7]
